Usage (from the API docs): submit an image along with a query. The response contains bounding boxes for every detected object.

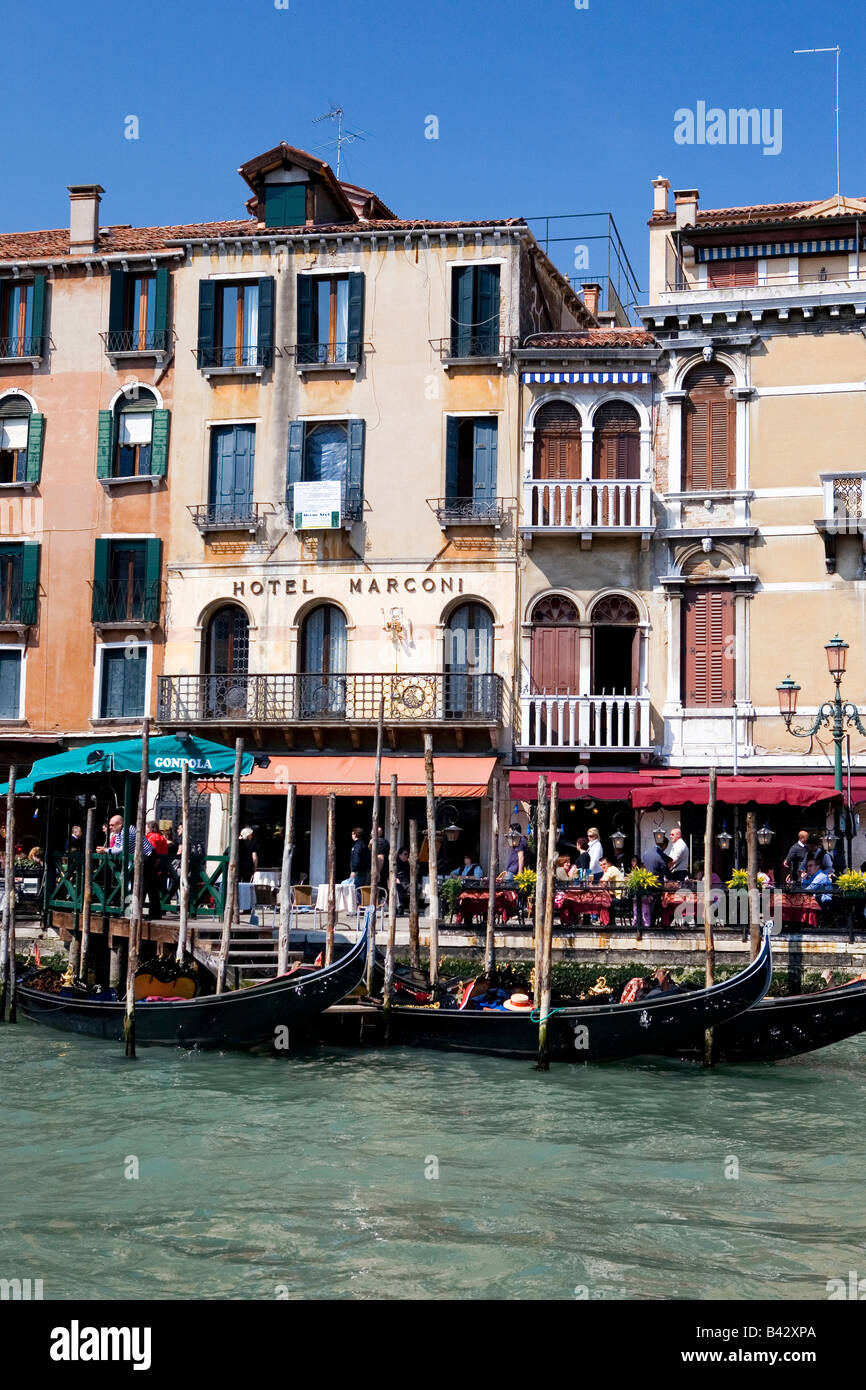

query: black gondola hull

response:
[665,979,866,1063]
[15,928,368,1049]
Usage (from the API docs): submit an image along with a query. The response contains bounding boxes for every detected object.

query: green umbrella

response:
[0,735,255,795]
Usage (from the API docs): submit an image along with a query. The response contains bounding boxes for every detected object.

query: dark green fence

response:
[46,852,229,921]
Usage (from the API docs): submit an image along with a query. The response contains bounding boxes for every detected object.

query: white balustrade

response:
[522,478,652,531]
[520,694,651,751]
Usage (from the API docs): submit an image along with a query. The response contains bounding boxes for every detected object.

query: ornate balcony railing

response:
[431,335,515,363]
[196,344,273,371]
[522,478,654,534]
[520,693,652,751]
[815,472,866,572]
[430,496,507,528]
[189,503,262,534]
[284,341,368,367]
[91,579,160,625]
[0,334,44,360]
[158,672,504,725]
[103,328,172,355]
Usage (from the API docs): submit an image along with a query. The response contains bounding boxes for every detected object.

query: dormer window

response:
[262,181,307,228]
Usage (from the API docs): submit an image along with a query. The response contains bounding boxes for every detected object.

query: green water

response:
[2,1018,865,1300]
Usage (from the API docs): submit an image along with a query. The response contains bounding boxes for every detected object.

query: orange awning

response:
[198,755,498,799]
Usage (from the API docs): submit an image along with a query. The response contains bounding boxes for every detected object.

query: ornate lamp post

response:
[776,636,866,794]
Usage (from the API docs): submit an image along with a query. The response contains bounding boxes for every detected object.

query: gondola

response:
[663,974,866,1064]
[366,927,773,1063]
[15,925,368,1049]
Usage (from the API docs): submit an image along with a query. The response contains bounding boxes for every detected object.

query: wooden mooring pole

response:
[424,733,439,989]
[408,818,420,970]
[123,721,150,1058]
[533,775,548,1008]
[365,696,385,993]
[325,791,336,967]
[383,774,399,1035]
[703,766,717,1068]
[537,781,558,1072]
[176,762,191,963]
[484,772,499,977]
[0,765,17,1022]
[277,782,296,975]
[79,804,96,984]
[217,737,244,995]
[746,807,761,960]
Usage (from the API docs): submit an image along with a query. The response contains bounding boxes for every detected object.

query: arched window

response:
[444,602,494,717]
[0,394,32,484]
[299,604,347,717]
[682,363,736,492]
[590,594,640,695]
[204,603,249,719]
[532,401,581,480]
[592,402,640,480]
[114,388,157,478]
[680,553,735,708]
[530,595,579,695]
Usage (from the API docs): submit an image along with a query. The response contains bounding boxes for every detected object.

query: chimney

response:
[674,188,699,230]
[68,184,105,255]
[580,282,602,318]
[652,176,670,215]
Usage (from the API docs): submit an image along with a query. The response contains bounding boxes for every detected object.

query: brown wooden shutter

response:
[593,402,640,480]
[534,427,580,479]
[707,259,758,289]
[530,624,580,694]
[683,363,735,491]
[682,588,734,707]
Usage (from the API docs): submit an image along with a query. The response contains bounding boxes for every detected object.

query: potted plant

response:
[624,867,661,895]
[439,874,464,924]
[514,867,537,912]
[834,870,866,897]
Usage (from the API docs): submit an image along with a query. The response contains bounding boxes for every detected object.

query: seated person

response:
[555,855,574,882]
[642,967,681,999]
[450,853,483,880]
[599,858,625,885]
[800,859,833,906]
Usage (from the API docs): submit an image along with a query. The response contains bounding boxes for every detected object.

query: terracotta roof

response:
[524,329,657,348]
[651,195,866,230]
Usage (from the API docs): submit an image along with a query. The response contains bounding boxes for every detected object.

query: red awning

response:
[630,775,866,809]
[200,755,497,799]
[508,769,683,801]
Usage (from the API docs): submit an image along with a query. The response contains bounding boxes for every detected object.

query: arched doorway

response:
[590,593,640,695]
[299,603,347,718]
[529,594,580,745]
[204,604,249,718]
[444,601,494,717]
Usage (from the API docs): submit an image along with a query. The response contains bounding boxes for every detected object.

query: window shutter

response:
[706,395,736,489]
[346,419,365,522]
[197,280,216,368]
[92,539,110,621]
[297,276,315,358]
[25,413,44,483]
[150,409,170,477]
[108,268,126,336]
[684,398,709,491]
[31,275,46,356]
[472,418,498,503]
[286,420,306,518]
[683,588,734,707]
[96,410,115,479]
[476,266,500,352]
[0,651,21,719]
[257,277,275,366]
[144,539,162,623]
[153,266,169,349]
[445,418,460,500]
[708,259,757,288]
[346,273,365,363]
[452,267,475,356]
[20,542,39,625]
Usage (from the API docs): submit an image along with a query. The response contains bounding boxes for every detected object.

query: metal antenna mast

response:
[794,45,841,203]
[312,105,367,180]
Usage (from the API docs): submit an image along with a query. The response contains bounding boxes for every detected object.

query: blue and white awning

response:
[521,371,652,385]
[699,238,856,262]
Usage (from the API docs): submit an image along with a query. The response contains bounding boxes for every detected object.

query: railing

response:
[821,474,866,531]
[287,483,363,525]
[430,497,506,527]
[91,579,160,625]
[665,267,866,294]
[520,693,651,750]
[522,478,653,531]
[196,344,273,370]
[189,503,262,533]
[103,328,172,354]
[158,672,504,725]
[432,335,515,362]
[0,579,37,625]
[48,850,228,919]
[285,341,367,366]
[0,334,44,359]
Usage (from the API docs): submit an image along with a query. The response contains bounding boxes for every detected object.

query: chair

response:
[357,884,388,929]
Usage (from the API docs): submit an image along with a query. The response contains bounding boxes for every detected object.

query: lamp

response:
[776,676,800,726]
[506,825,523,848]
[821,828,838,853]
[716,824,733,851]
[611,828,626,855]
[825,634,848,683]
[757,822,775,847]
[443,819,461,843]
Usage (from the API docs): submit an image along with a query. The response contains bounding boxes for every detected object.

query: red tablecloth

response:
[780,893,821,929]
[555,889,612,927]
[456,890,518,925]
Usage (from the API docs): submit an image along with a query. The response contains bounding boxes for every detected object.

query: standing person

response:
[96,816,161,920]
[807,839,835,876]
[586,827,604,882]
[146,820,171,898]
[644,839,669,880]
[174,821,205,916]
[394,846,412,914]
[67,824,84,854]
[667,827,689,883]
[784,829,811,883]
[574,837,591,879]
[238,826,259,882]
[371,825,389,881]
[342,826,371,889]
[502,823,528,884]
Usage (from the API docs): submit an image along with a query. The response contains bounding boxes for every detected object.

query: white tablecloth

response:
[315,883,357,914]
[252,870,281,889]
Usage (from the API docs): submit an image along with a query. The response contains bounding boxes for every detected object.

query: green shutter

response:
[108,268,126,338]
[150,409,170,477]
[472,418,498,503]
[144,539,162,623]
[20,543,39,625]
[31,275,46,357]
[286,420,306,520]
[154,267,169,350]
[347,273,365,363]
[25,413,44,483]
[92,539,110,622]
[452,267,475,357]
[258,277,274,366]
[96,410,115,479]
[445,418,460,501]
[197,280,216,368]
[264,184,306,229]
[297,276,314,361]
[476,266,500,353]
[346,419,365,523]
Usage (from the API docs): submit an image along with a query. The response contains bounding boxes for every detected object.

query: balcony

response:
[519,694,652,752]
[91,579,160,628]
[431,336,515,369]
[521,479,654,547]
[815,473,866,572]
[102,328,172,365]
[283,341,369,375]
[429,497,507,529]
[189,503,263,536]
[196,344,272,377]
[0,580,38,629]
[0,334,44,366]
[158,672,504,727]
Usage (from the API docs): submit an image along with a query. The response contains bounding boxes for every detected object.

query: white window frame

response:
[92,639,152,721]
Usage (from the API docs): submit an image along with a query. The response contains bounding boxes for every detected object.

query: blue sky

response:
[4,0,864,296]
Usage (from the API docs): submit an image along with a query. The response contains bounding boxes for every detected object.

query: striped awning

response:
[521,371,652,385]
[698,238,856,262]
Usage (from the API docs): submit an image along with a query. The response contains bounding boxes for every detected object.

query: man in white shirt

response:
[667,827,690,882]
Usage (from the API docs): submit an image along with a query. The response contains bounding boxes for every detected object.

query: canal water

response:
[2,1019,865,1301]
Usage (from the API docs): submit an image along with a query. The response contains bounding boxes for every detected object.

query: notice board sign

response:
[293,481,342,530]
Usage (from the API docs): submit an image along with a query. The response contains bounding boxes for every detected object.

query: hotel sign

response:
[293,481,341,530]
[231,576,467,597]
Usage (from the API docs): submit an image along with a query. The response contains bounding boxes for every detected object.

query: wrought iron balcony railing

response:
[158,672,504,725]
[0,334,44,360]
[284,341,369,367]
[91,579,160,625]
[429,497,507,527]
[189,503,263,534]
[196,344,273,371]
[0,579,38,626]
[520,693,652,752]
[432,335,515,363]
[103,328,172,355]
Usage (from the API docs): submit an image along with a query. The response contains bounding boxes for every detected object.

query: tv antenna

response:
[312,105,368,180]
[794,45,841,203]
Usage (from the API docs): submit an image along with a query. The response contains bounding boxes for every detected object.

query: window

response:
[0,395,43,485]
[450,265,500,357]
[287,419,365,524]
[682,362,736,491]
[445,417,498,520]
[0,649,23,718]
[197,279,274,370]
[204,604,249,718]
[707,259,758,289]
[92,539,161,624]
[262,182,306,229]
[106,267,169,354]
[299,604,347,717]
[97,644,149,720]
[592,402,640,480]
[590,594,640,695]
[208,425,256,525]
[0,275,46,358]
[444,603,494,717]
[682,587,735,707]
[533,402,582,480]
[297,273,365,365]
[530,595,580,695]
[0,544,39,625]
[97,392,169,481]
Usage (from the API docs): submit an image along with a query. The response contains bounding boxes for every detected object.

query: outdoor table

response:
[315,882,358,915]
[456,889,518,926]
[555,889,612,927]
[252,870,281,889]
[238,882,256,913]
[660,889,725,928]
[781,893,822,930]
